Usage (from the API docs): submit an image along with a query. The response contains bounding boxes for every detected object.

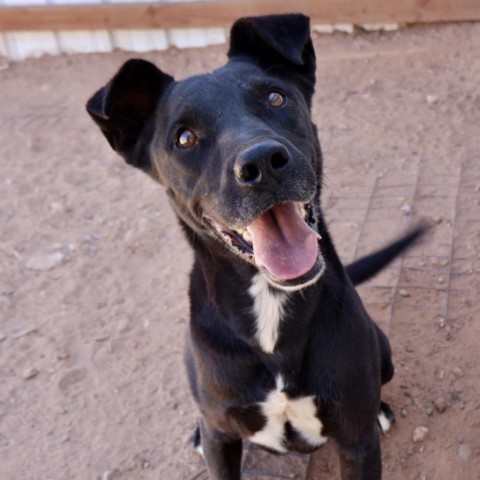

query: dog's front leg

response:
[337,428,382,480]
[200,419,243,480]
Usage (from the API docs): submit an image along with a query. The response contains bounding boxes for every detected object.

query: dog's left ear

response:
[86,59,174,173]
[228,14,316,105]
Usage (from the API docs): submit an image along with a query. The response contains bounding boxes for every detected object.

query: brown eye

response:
[267,90,285,108]
[177,129,197,148]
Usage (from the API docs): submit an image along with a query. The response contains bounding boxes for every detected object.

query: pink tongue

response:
[246,203,320,280]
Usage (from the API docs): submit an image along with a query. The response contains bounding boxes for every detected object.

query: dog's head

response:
[87,14,325,291]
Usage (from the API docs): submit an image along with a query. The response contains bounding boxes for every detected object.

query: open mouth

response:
[205,201,324,290]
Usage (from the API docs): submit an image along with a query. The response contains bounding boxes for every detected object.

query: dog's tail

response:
[346,223,429,286]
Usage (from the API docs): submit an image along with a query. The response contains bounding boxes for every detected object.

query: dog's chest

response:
[247,275,327,452]
[249,273,288,353]
[249,376,327,453]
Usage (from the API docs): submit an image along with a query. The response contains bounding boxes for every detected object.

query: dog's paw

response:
[377,401,396,436]
[192,424,204,457]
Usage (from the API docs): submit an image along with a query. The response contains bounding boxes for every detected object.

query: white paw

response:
[377,410,392,435]
[195,443,204,457]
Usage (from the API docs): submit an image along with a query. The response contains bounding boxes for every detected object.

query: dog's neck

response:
[248,272,289,353]
[182,211,348,357]
[185,229,331,355]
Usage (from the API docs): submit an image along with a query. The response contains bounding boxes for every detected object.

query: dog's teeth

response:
[297,203,307,221]
[242,230,252,243]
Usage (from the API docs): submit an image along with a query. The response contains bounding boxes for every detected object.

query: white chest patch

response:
[249,375,328,453]
[249,273,288,353]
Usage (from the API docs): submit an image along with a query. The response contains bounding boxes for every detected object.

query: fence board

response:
[1,0,480,32]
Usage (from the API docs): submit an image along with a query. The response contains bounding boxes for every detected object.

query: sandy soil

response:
[0,22,479,480]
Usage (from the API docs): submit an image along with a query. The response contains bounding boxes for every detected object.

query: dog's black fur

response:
[87,14,425,479]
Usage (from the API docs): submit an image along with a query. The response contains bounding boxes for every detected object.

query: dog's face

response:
[87,14,325,291]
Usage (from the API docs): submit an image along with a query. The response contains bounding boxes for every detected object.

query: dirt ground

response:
[1,21,479,480]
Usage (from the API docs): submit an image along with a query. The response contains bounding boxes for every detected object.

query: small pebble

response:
[401,408,408,417]
[101,471,120,480]
[434,397,447,413]
[413,426,429,443]
[453,367,464,377]
[56,351,69,360]
[458,443,472,459]
[399,289,410,298]
[117,317,130,333]
[95,333,111,342]
[135,458,150,469]
[23,367,40,380]
[400,204,411,215]
[426,94,439,105]
[25,252,64,271]
[438,317,446,328]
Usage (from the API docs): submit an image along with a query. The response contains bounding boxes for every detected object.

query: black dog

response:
[87,14,424,479]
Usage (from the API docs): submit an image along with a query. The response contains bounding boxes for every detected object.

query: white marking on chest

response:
[249,375,328,453]
[249,273,288,353]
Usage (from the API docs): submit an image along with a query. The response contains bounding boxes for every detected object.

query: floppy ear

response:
[86,59,174,173]
[228,14,316,105]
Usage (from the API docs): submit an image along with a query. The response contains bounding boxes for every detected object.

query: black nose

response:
[234,141,290,186]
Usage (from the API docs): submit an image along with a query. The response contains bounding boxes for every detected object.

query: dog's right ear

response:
[86,59,174,173]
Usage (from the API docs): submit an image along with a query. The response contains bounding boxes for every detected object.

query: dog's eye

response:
[267,90,285,108]
[177,129,197,148]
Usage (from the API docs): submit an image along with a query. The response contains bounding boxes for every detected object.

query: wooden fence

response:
[1,0,480,60]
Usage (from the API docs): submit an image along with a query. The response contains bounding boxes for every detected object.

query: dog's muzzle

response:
[205,200,324,291]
